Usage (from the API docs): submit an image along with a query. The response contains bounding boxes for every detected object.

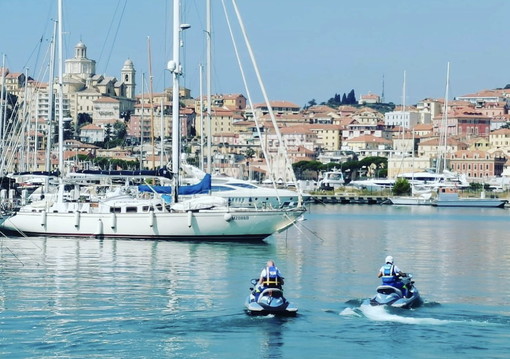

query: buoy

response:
[224,213,233,222]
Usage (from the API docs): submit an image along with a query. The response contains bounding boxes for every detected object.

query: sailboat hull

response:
[1,207,304,241]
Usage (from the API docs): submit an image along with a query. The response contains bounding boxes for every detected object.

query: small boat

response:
[368,274,422,309]
[388,189,433,206]
[432,187,507,208]
[244,279,297,316]
[318,169,345,190]
[349,178,395,192]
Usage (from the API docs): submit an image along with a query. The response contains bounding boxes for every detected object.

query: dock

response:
[310,194,388,204]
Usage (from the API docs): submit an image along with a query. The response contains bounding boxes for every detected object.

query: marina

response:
[1,204,509,358]
[1,2,510,357]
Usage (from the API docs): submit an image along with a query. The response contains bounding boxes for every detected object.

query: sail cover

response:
[138,174,211,195]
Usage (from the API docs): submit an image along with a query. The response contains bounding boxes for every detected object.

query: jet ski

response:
[369,274,422,309]
[245,279,298,316]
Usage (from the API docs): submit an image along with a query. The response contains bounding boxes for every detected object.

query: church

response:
[63,41,136,125]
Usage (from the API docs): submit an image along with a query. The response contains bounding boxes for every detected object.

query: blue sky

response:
[2,0,509,108]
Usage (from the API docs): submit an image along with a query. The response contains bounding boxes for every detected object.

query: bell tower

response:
[121,58,136,99]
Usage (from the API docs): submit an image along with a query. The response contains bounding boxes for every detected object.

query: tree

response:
[326,93,342,107]
[113,121,127,140]
[392,178,411,195]
[245,147,255,160]
[292,160,323,179]
[304,99,317,109]
[346,89,356,104]
[77,113,92,127]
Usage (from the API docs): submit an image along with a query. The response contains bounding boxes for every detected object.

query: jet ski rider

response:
[377,255,407,296]
[254,260,284,298]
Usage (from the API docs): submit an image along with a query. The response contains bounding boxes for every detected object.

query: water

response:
[1,204,510,358]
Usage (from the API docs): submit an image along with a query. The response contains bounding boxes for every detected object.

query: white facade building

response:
[384,110,420,129]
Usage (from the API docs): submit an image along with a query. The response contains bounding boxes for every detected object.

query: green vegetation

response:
[392,178,411,195]
[292,156,388,182]
[77,154,139,170]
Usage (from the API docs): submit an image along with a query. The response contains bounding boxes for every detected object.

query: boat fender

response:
[224,213,233,222]
[95,219,104,236]
[74,211,80,228]
[40,210,47,227]
[187,211,193,227]
[149,210,155,228]
[111,212,116,230]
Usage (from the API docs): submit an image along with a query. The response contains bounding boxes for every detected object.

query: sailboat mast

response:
[57,0,64,174]
[147,36,156,169]
[206,0,212,173]
[140,72,144,170]
[46,20,57,172]
[442,62,450,173]
[199,63,204,171]
[0,54,5,157]
[170,0,181,202]
[22,67,29,172]
[160,97,164,166]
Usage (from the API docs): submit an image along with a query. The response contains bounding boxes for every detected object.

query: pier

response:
[310,194,388,204]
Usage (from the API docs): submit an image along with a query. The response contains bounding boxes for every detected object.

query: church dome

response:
[123,58,134,68]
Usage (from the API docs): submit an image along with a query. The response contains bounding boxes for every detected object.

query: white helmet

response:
[385,255,394,264]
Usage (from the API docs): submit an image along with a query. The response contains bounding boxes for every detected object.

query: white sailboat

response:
[0,0,305,240]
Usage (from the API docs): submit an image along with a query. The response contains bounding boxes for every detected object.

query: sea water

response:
[1,204,509,358]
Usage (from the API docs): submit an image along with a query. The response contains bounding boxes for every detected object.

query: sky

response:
[1,0,509,108]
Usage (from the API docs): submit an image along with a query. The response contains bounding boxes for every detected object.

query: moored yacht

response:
[0,0,306,241]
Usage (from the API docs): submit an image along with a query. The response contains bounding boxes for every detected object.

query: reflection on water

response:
[1,204,510,358]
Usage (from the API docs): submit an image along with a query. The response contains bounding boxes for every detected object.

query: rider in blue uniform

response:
[377,255,407,296]
[254,260,284,299]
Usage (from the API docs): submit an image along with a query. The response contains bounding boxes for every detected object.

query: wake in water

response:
[339,299,508,327]
[357,303,450,325]
[338,298,452,325]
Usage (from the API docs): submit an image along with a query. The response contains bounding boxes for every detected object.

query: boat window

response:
[142,206,150,212]
[228,183,257,189]
[110,208,122,213]
[328,174,343,181]
[211,185,234,192]
[126,207,137,213]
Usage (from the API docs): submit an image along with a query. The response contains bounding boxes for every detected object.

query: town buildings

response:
[2,44,510,184]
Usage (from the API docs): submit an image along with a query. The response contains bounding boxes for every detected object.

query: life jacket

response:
[262,266,280,286]
[381,263,397,284]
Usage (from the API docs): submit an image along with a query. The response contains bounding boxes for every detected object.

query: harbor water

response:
[1,204,509,358]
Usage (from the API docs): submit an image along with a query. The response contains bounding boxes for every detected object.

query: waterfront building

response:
[387,155,432,179]
[447,150,507,179]
[417,137,468,160]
